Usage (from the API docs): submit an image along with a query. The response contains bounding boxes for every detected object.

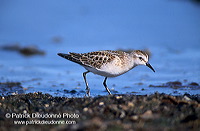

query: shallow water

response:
[0,0,200,97]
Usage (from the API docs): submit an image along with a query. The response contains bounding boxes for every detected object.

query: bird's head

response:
[131,50,155,72]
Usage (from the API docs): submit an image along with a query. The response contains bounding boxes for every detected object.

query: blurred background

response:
[0,0,200,96]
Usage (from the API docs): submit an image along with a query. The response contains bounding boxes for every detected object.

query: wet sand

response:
[0,92,199,130]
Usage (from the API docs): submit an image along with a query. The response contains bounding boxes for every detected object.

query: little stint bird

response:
[57,50,155,96]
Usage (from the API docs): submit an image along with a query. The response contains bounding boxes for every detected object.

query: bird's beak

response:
[146,62,155,72]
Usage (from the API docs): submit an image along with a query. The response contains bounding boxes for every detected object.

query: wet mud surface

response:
[0,92,199,130]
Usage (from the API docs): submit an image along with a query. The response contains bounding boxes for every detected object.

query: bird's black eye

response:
[139,57,143,60]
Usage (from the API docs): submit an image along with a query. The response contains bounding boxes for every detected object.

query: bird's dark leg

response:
[103,77,112,95]
[83,71,90,96]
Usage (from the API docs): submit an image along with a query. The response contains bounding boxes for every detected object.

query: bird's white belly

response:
[84,66,120,77]
[84,61,132,77]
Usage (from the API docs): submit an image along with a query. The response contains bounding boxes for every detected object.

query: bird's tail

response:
[57,53,83,65]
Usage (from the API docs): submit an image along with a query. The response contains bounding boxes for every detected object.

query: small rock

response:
[83,107,88,112]
[189,82,199,86]
[45,104,49,108]
[183,96,192,101]
[130,115,139,121]
[19,46,45,56]
[140,110,154,120]
[167,81,182,85]
[70,90,77,94]
[116,96,123,99]
[127,102,134,107]
[119,111,126,118]
[99,102,104,106]
[23,110,27,113]
[1,44,45,56]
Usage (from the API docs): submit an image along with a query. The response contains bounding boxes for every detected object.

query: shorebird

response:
[58,50,155,96]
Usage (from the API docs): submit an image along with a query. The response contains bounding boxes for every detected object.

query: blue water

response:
[0,0,200,97]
